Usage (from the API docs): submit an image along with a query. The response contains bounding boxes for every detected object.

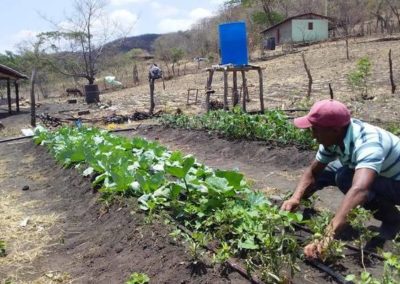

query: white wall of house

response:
[291,19,329,42]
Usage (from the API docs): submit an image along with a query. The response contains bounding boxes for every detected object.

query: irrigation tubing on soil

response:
[293,223,384,261]
[0,126,142,144]
[305,259,352,284]
[0,135,33,143]
[163,214,264,284]
[163,213,354,284]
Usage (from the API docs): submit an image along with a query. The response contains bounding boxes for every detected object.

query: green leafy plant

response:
[347,57,372,99]
[125,273,150,284]
[183,232,208,264]
[346,233,400,283]
[212,241,232,264]
[159,108,315,149]
[306,210,345,263]
[345,271,380,284]
[347,206,378,270]
[385,123,400,137]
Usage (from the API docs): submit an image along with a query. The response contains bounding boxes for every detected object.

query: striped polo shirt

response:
[316,118,400,180]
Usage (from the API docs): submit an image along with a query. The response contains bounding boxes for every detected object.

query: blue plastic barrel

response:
[219,22,248,66]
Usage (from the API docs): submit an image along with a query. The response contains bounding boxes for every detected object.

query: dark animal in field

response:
[65,88,83,97]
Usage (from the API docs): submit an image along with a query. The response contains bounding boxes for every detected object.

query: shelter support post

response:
[30,69,37,127]
[7,78,11,114]
[15,81,20,112]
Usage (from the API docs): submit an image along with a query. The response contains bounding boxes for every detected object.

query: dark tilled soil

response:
[0,140,247,284]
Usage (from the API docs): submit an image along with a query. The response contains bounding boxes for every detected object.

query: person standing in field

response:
[281,99,400,259]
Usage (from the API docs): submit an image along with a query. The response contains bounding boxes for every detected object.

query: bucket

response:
[84,84,100,104]
[219,22,248,66]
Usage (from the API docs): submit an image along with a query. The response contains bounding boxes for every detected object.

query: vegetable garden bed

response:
[30,125,400,283]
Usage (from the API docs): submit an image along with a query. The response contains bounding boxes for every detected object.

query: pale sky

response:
[0,0,226,54]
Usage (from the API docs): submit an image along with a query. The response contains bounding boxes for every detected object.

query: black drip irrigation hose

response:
[293,223,384,261]
[164,213,356,284]
[0,125,143,144]
[0,135,32,143]
[306,259,352,284]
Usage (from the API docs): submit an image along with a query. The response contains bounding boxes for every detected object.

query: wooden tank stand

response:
[205,65,264,112]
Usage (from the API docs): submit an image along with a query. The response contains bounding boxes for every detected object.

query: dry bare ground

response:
[0,36,399,283]
[100,36,400,123]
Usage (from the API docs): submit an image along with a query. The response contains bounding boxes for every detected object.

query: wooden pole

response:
[389,49,396,94]
[149,78,155,114]
[6,78,11,114]
[232,71,239,107]
[15,81,20,112]
[206,70,214,112]
[223,69,228,110]
[31,68,37,127]
[133,64,139,86]
[241,70,247,112]
[258,68,264,112]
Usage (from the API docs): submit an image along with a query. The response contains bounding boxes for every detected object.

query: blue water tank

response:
[219,22,248,66]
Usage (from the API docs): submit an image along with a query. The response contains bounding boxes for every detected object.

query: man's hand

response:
[281,197,300,212]
[304,226,335,260]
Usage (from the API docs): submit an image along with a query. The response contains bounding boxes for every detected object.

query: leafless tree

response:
[38,0,133,85]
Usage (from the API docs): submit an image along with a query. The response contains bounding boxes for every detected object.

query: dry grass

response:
[0,191,63,283]
[0,153,66,283]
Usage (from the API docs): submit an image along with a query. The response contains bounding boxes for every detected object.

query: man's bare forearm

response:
[292,169,315,201]
[291,160,327,201]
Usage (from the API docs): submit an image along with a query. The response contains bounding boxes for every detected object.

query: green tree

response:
[226,0,283,26]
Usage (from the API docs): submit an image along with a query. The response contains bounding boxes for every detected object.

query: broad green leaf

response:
[238,237,259,250]
[216,170,243,189]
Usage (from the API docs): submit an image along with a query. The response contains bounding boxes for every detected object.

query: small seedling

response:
[183,232,208,264]
[0,240,6,257]
[347,57,372,99]
[212,241,231,264]
[125,273,150,284]
[306,210,345,263]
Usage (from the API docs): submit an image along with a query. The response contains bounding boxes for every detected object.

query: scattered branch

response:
[389,49,396,94]
[301,53,313,98]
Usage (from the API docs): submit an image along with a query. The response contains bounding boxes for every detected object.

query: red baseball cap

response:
[294,99,351,128]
